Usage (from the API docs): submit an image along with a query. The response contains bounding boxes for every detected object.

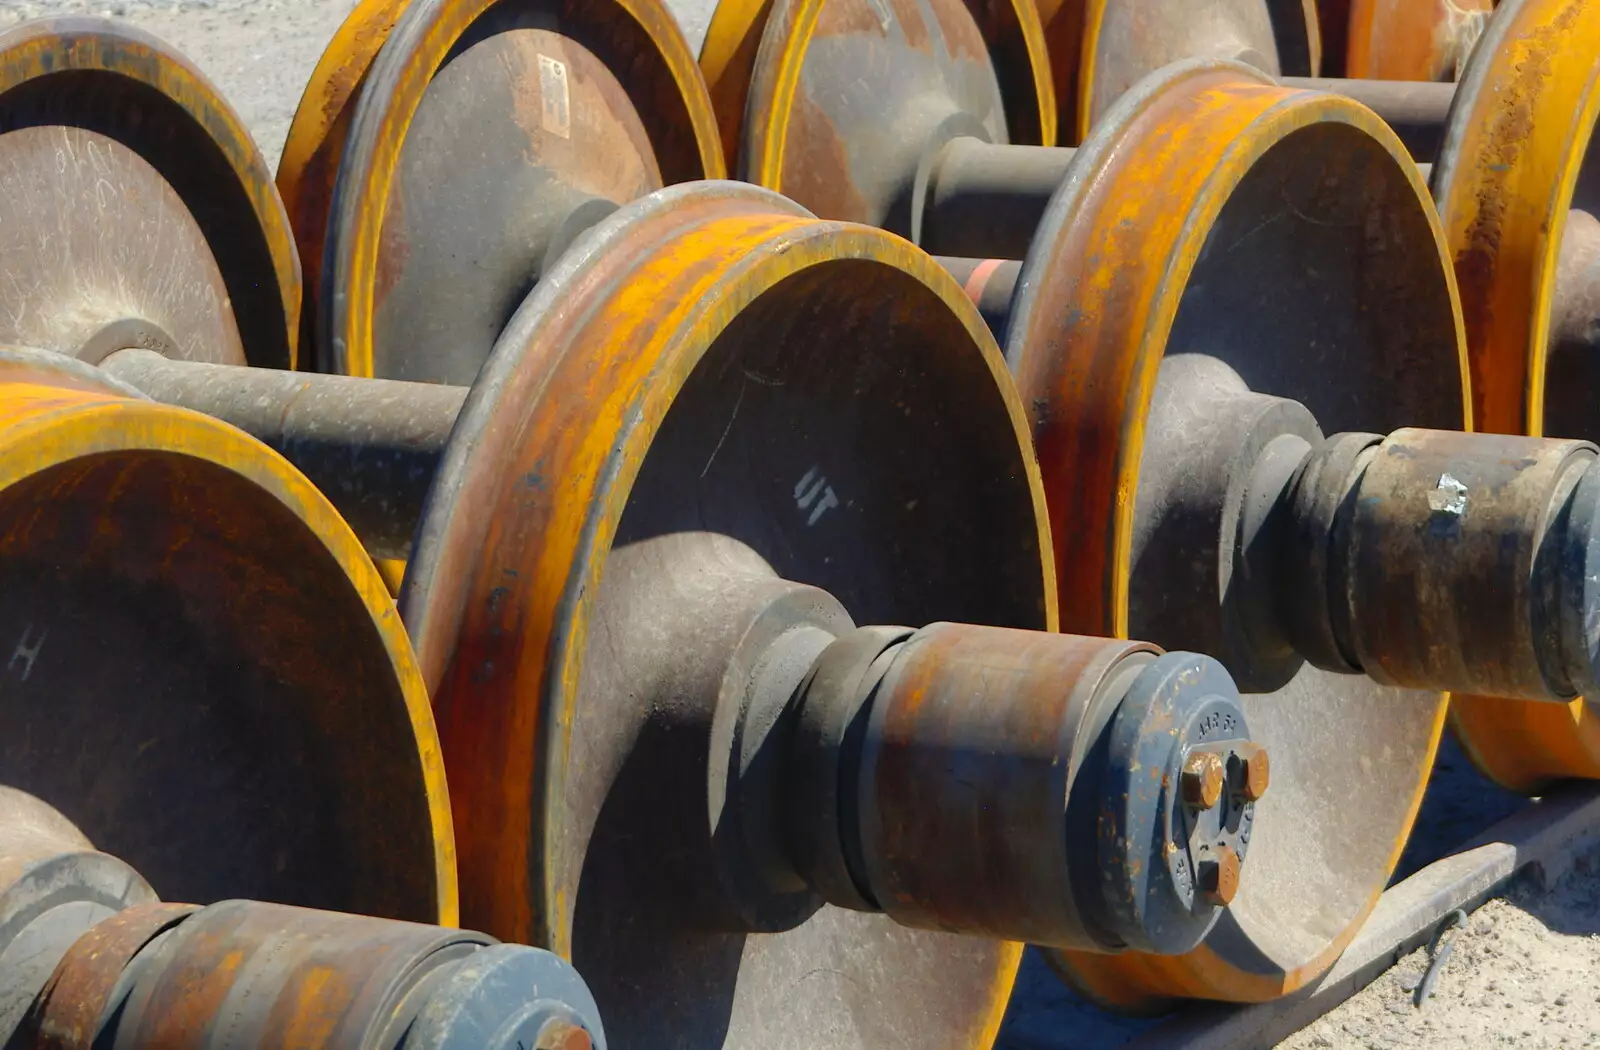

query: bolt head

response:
[1197,849,1241,907]
[1181,751,1225,809]
[535,1020,594,1050]
[1233,742,1270,802]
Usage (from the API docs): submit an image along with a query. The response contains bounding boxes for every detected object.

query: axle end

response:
[1090,652,1260,956]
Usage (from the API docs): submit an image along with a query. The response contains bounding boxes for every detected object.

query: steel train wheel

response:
[700,0,1057,163]
[980,61,1466,1007]
[398,181,1054,1048]
[1432,0,1600,794]
[1062,0,1316,143]
[289,0,723,382]
[0,17,300,370]
[706,0,1311,203]
[0,351,453,928]
[1318,0,1492,80]
[706,0,1044,223]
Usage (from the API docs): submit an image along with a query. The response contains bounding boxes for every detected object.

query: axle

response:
[103,349,463,562]
[99,346,1600,703]
[99,349,1266,956]
[710,596,1260,954]
[1132,352,1600,700]
[0,787,605,1050]
[1279,77,1455,160]
[914,136,1077,258]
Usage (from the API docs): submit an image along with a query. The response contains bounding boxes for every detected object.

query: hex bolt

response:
[1232,742,1270,802]
[1197,850,1242,907]
[1181,751,1226,809]
[536,1020,595,1050]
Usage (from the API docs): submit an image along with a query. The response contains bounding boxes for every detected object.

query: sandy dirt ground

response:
[1282,847,1600,1050]
[3,1,1596,1046]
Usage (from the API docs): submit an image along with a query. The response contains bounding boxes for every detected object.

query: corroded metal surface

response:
[31,901,605,1050]
[787,624,1259,955]
[1072,0,1317,140]
[0,355,454,928]
[314,0,724,380]
[0,796,603,1050]
[0,17,300,369]
[399,182,1053,1048]
[1429,0,1600,793]
[987,61,1465,1007]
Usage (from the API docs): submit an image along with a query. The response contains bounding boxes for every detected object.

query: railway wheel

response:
[279,0,724,381]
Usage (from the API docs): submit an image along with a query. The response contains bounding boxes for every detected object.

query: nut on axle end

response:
[1182,751,1226,808]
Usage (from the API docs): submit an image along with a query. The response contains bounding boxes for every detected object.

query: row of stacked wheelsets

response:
[0,0,1594,1044]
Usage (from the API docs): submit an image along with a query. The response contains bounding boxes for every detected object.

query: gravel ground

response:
[6,0,1596,1046]
[1282,847,1600,1050]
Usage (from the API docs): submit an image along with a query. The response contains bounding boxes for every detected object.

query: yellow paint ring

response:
[0,372,456,926]
[1433,0,1600,793]
[1075,0,1107,141]
[967,0,1058,146]
[277,0,411,362]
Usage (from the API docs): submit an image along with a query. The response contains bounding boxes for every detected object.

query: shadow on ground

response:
[997,729,1533,1049]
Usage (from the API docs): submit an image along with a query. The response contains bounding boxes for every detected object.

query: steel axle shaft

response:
[103,345,1600,705]
[0,788,605,1050]
[1133,353,1600,701]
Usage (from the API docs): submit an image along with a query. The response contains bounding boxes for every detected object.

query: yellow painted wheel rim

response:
[1433,0,1600,793]
[0,367,456,925]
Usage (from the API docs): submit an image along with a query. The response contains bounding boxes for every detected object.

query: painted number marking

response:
[9,624,46,681]
[794,467,840,527]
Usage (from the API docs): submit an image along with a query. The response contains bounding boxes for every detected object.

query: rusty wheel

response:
[1063,0,1317,143]
[0,17,299,369]
[701,0,1055,202]
[979,61,1466,1006]
[702,0,1055,163]
[397,181,1055,1047]
[1319,0,1492,79]
[0,352,453,939]
[287,0,724,382]
[1432,0,1600,793]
